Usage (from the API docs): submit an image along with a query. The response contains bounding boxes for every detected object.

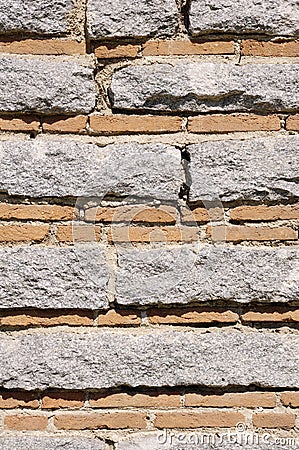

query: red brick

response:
[143,40,234,56]
[89,115,182,134]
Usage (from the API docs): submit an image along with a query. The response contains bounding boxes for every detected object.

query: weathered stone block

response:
[0,436,104,450]
[0,140,182,200]
[116,245,299,305]
[87,0,178,39]
[0,56,96,114]
[188,136,299,202]
[111,63,299,113]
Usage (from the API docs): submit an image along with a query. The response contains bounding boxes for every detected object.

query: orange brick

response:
[207,225,297,242]
[56,225,101,242]
[90,392,180,408]
[5,415,48,431]
[0,116,39,132]
[0,391,39,409]
[147,308,238,325]
[42,392,85,409]
[55,412,146,430]
[97,310,141,326]
[230,204,299,221]
[0,224,48,242]
[0,203,77,221]
[241,309,299,323]
[85,205,177,224]
[281,392,299,408]
[43,116,87,133]
[185,392,276,408]
[155,411,245,428]
[241,40,299,57]
[95,43,139,58]
[253,413,296,429]
[108,226,199,243]
[181,207,223,223]
[188,114,281,133]
[89,115,182,134]
[286,115,299,131]
[0,39,85,55]
[143,40,234,56]
[0,311,94,327]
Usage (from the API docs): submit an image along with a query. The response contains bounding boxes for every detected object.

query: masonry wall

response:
[0,0,298,449]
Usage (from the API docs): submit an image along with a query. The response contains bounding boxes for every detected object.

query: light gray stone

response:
[0,245,109,309]
[0,0,73,35]
[0,140,181,200]
[115,245,299,305]
[187,136,299,202]
[87,0,178,39]
[0,436,104,450]
[0,56,96,114]
[111,63,299,113]
[0,329,298,389]
[189,0,299,36]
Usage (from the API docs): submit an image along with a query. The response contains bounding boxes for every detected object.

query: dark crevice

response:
[181,0,192,35]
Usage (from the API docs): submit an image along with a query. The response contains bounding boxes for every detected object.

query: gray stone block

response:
[0,245,109,309]
[0,0,73,36]
[189,0,299,36]
[111,63,299,113]
[87,0,178,39]
[115,245,299,305]
[0,56,96,114]
[0,436,104,450]
[0,140,182,200]
[0,329,297,389]
[188,136,299,202]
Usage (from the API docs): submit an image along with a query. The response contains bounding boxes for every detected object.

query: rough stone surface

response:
[0,0,73,36]
[0,329,297,390]
[0,245,109,309]
[0,436,104,450]
[87,0,179,39]
[111,63,299,113]
[0,140,181,200]
[115,245,299,305]
[189,0,299,36]
[0,56,96,114]
[187,136,299,202]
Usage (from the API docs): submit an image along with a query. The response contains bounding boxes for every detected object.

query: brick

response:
[95,44,139,58]
[108,226,199,243]
[143,40,234,56]
[207,225,297,242]
[241,309,299,323]
[85,205,177,224]
[0,311,94,327]
[43,115,87,133]
[90,392,180,408]
[286,115,299,131]
[185,392,276,408]
[0,224,48,242]
[5,415,48,431]
[0,39,86,55]
[155,411,245,428]
[89,115,182,134]
[252,413,296,429]
[0,203,77,221]
[242,40,299,57]
[0,116,39,132]
[230,204,299,221]
[56,225,101,242]
[42,392,85,409]
[188,114,281,133]
[281,392,299,408]
[55,412,146,430]
[147,308,238,325]
[97,310,141,326]
[181,207,223,223]
[0,391,39,409]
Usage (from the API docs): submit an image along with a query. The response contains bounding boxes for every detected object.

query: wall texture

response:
[0,0,298,449]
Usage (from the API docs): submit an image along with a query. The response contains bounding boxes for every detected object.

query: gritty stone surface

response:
[0,329,297,390]
[111,63,299,113]
[187,136,299,202]
[0,245,109,309]
[87,0,179,39]
[0,140,181,200]
[115,245,299,305]
[189,0,299,36]
[0,56,96,114]
[0,0,73,36]
[0,436,105,449]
